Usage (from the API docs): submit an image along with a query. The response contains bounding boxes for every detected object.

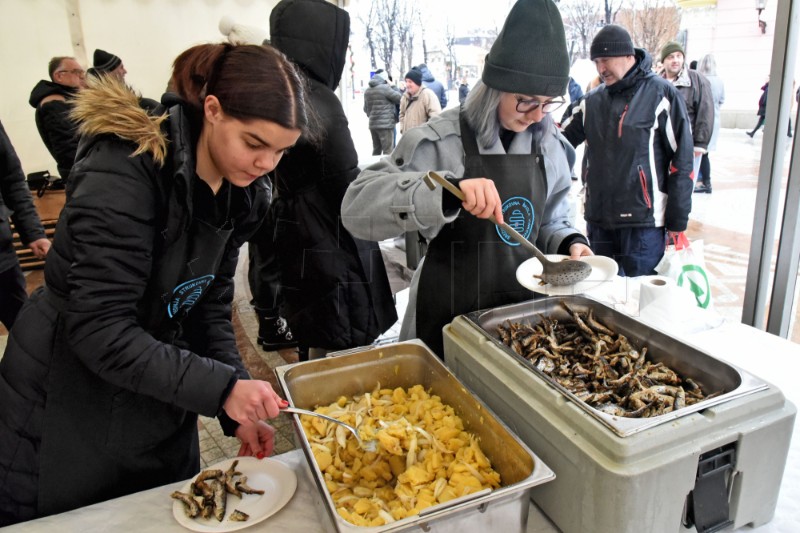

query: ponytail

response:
[169,43,315,139]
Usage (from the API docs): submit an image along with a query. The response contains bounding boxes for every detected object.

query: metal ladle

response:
[282,406,378,452]
[424,171,592,286]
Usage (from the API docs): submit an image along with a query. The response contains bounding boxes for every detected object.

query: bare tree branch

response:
[617,0,680,61]
[561,0,603,60]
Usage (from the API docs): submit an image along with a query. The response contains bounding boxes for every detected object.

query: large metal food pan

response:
[462,295,768,437]
[275,340,555,532]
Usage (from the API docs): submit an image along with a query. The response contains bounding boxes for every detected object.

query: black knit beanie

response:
[590,25,635,60]
[481,0,569,97]
[93,49,121,73]
[405,68,423,86]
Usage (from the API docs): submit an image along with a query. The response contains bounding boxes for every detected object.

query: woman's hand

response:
[235,421,276,459]
[569,242,593,260]
[223,380,286,425]
[457,178,505,224]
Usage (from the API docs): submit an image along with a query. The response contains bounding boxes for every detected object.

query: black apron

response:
[416,114,547,357]
[139,179,234,344]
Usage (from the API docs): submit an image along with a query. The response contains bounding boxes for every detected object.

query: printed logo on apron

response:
[496,196,536,245]
[168,274,215,318]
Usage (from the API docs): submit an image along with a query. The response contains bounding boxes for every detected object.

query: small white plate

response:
[172,457,297,532]
[516,254,619,295]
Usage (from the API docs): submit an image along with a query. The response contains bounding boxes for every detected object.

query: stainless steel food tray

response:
[462,295,768,437]
[275,340,555,532]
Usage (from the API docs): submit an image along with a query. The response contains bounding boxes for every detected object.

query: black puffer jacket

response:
[269,0,397,349]
[363,75,401,130]
[0,120,46,273]
[561,49,694,232]
[0,79,269,525]
[28,80,80,180]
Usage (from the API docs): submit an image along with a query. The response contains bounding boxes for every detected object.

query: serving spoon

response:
[424,171,592,286]
[282,406,378,452]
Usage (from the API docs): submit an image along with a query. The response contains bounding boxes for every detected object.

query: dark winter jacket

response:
[0,78,270,525]
[364,74,402,130]
[28,80,80,180]
[458,82,469,104]
[662,67,715,151]
[269,0,397,349]
[561,49,694,232]
[0,121,46,273]
[757,82,768,116]
[418,64,448,108]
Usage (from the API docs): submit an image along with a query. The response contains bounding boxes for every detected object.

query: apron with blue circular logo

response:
[416,114,546,356]
[140,179,233,344]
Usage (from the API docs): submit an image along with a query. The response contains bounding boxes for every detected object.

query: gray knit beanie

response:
[590,25,634,60]
[481,0,569,97]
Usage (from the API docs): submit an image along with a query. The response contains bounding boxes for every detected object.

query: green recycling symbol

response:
[677,265,711,309]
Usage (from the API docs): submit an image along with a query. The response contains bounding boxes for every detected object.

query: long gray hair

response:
[462,79,550,149]
[698,54,717,77]
[462,80,503,148]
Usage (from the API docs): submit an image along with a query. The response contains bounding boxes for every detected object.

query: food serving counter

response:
[4,282,800,533]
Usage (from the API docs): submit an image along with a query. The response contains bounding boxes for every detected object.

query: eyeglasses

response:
[515,96,566,114]
[56,69,86,77]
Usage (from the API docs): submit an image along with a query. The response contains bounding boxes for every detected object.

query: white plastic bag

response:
[655,238,714,310]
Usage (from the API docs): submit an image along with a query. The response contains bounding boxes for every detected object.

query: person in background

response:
[0,121,51,330]
[458,76,470,105]
[28,56,87,182]
[695,54,725,194]
[561,25,693,277]
[0,43,312,525]
[342,0,592,357]
[567,76,583,103]
[398,68,441,134]
[746,78,769,138]
[660,41,714,184]
[86,49,127,80]
[267,0,397,361]
[417,63,447,109]
[364,70,402,155]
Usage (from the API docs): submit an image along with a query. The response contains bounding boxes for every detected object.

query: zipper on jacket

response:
[638,165,652,209]
[618,104,629,138]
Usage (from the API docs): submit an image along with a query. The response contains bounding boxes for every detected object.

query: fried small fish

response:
[229,509,250,522]
[235,475,265,495]
[212,480,227,522]
[171,490,201,518]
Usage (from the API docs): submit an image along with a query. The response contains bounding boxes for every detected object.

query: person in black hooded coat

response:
[266,0,397,359]
[0,43,312,525]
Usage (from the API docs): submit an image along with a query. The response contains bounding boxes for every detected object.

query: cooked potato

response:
[300,384,501,526]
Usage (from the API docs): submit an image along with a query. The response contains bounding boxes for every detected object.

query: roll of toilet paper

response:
[638,275,679,313]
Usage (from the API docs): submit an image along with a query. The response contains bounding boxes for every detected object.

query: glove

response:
[667,231,689,251]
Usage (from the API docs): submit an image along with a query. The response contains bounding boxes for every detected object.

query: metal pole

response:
[766,0,800,337]
[741,0,795,329]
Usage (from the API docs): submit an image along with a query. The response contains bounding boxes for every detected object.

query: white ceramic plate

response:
[172,457,297,532]
[515,254,619,295]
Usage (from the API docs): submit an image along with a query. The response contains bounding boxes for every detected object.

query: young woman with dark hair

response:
[0,43,313,525]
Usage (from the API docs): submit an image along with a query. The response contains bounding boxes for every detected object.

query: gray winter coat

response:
[363,76,401,130]
[663,68,715,152]
[341,107,581,340]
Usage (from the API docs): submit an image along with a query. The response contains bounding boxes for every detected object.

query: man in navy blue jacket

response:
[561,25,694,277]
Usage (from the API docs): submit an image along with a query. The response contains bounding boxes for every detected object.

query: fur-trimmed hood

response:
[70,76,168,165]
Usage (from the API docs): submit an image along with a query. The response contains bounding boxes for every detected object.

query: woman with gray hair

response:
[696,54,726,193]
[341,0,592,356]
